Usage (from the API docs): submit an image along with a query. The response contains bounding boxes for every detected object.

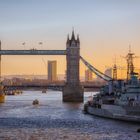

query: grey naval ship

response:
[84,49,140,122]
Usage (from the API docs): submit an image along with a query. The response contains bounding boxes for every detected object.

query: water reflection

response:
[0,90,139,140]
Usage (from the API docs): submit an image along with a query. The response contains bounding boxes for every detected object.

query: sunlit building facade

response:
[85,69,93,82]
[48,61,57,82]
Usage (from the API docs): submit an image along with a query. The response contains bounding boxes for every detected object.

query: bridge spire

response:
[77,34,80,44]
[66,34,70,44]
[71,28,75,41]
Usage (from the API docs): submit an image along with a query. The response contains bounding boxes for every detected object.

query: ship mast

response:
[126,46,136,80]
[113,56,117,80]
[113,64,117,80]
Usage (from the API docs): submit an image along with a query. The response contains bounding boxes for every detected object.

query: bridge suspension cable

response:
[80,56,113,81]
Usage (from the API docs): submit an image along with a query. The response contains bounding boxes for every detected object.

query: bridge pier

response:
[63,85,83,102]
[63,30,84,102]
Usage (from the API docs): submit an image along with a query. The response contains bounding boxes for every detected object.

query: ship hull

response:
[86,106,140,123]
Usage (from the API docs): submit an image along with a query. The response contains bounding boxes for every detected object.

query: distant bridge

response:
[4,84,102,91]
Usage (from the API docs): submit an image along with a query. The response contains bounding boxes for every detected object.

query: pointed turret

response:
[77,34,80,44]
[71,29,76,41]
[66,34,70,44]
[66,29,80,47]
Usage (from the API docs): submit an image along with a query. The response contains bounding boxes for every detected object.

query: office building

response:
[48,60,57,82]
[85,69,93,81]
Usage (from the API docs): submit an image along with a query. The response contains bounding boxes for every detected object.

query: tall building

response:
[104,68,112,78]
[48,61,57,82]
[85,69,93,81]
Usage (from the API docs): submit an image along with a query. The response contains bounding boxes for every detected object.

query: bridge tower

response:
[63,30,84,102]
[0,41,5,103]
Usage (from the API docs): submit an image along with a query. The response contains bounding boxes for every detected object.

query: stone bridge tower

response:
[63,31,84,102]
[0,41,5,103]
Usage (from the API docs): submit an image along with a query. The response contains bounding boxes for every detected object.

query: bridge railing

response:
[0,50,66,55]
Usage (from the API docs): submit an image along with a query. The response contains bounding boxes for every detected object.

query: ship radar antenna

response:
[129,44,131,53]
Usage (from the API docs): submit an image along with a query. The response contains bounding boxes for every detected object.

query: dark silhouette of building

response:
[63,30,83,102]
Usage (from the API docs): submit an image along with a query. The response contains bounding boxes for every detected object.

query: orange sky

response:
[1,39,140,79]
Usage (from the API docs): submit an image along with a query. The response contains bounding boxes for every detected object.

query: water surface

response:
[0,90,139,140]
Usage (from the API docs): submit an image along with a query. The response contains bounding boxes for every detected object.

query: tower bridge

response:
[0,30,112,103]
[0,30,84,103]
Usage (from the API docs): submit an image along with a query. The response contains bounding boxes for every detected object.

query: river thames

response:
[0,90,139,140]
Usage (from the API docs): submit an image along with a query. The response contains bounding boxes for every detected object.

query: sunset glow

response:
[0,0,140,78]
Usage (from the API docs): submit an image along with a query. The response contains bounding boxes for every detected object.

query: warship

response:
[84,49,140,122]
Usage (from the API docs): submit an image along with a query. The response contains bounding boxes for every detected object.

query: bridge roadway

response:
[4,84,102,91]
[0,50,66,55]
